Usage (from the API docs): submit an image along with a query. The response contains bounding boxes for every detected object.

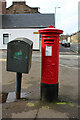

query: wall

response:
[70,31,80,53]
[0,0,39,15]
[0,28,40,50]
[6,1,39,14]
[0,0,6,14]
[78,2,80,31]
[0,0,2,14]
[70,44,78,52]
[70,32,79,44]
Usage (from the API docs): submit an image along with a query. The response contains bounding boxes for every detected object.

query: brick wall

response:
[70,31,80,53]
[70,31,80,44]
[6,1,40,14]
[0,0,6,14]
[0,0,40,15]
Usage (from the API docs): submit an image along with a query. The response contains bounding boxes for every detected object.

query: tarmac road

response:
[0,50,79,119]
[59,44,71,52]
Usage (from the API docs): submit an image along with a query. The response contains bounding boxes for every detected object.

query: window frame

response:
[3,34,9,44]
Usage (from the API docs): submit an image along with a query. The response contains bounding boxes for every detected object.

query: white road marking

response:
[0,59,6,61]
[59,64,79,69]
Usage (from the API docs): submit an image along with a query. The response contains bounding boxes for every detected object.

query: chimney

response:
[0,0,6,14]
[12,0,26,5]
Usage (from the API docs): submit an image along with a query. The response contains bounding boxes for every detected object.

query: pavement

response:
[0,47,79,119]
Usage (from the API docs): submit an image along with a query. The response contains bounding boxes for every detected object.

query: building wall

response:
[70,31,80,53]
[78,31,80,43]
[0,0,39,14]
[78,2,80,31]
[0,28,40,50]
[0,0,6,14]
[70,32,79,44]
[0,1,2,14]
[6,1,39,14]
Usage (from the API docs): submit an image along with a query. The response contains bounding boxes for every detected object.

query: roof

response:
[1,14,55,29]
[70,31,80,36]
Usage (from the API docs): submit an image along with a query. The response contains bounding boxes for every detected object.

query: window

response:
[3,34,9,44]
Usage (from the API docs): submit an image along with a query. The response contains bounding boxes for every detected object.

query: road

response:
[59,44,71,52]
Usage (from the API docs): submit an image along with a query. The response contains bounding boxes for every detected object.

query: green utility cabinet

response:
[7,38,33,73]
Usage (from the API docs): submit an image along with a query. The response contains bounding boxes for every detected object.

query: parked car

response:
[64,42,70,47]
[62,40,67,46]
[59,41,62,44]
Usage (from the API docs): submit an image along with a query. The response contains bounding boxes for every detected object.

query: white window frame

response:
[3,34,9,44]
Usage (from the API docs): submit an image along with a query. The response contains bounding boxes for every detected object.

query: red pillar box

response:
[39,25,63,102]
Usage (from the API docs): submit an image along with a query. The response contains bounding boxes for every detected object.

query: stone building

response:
[0,0,40,14]
[70,31,80,53]
[70,31,80,44]
[0,0,6,14]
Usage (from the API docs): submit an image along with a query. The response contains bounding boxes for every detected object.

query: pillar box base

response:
[41,83,58,102]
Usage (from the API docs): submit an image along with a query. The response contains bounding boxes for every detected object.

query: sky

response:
[6,0,79,35]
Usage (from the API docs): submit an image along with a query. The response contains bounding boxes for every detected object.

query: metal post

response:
[16,72,22,99]
[55,7,61,27]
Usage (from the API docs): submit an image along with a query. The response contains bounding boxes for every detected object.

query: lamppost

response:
[55,7,61,28]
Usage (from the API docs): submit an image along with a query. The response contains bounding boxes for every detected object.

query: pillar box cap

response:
[39,25,63,34]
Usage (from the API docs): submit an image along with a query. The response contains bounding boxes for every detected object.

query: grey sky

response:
[6,0,79,35]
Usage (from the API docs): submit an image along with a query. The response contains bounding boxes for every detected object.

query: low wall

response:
[70,43,80,53]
